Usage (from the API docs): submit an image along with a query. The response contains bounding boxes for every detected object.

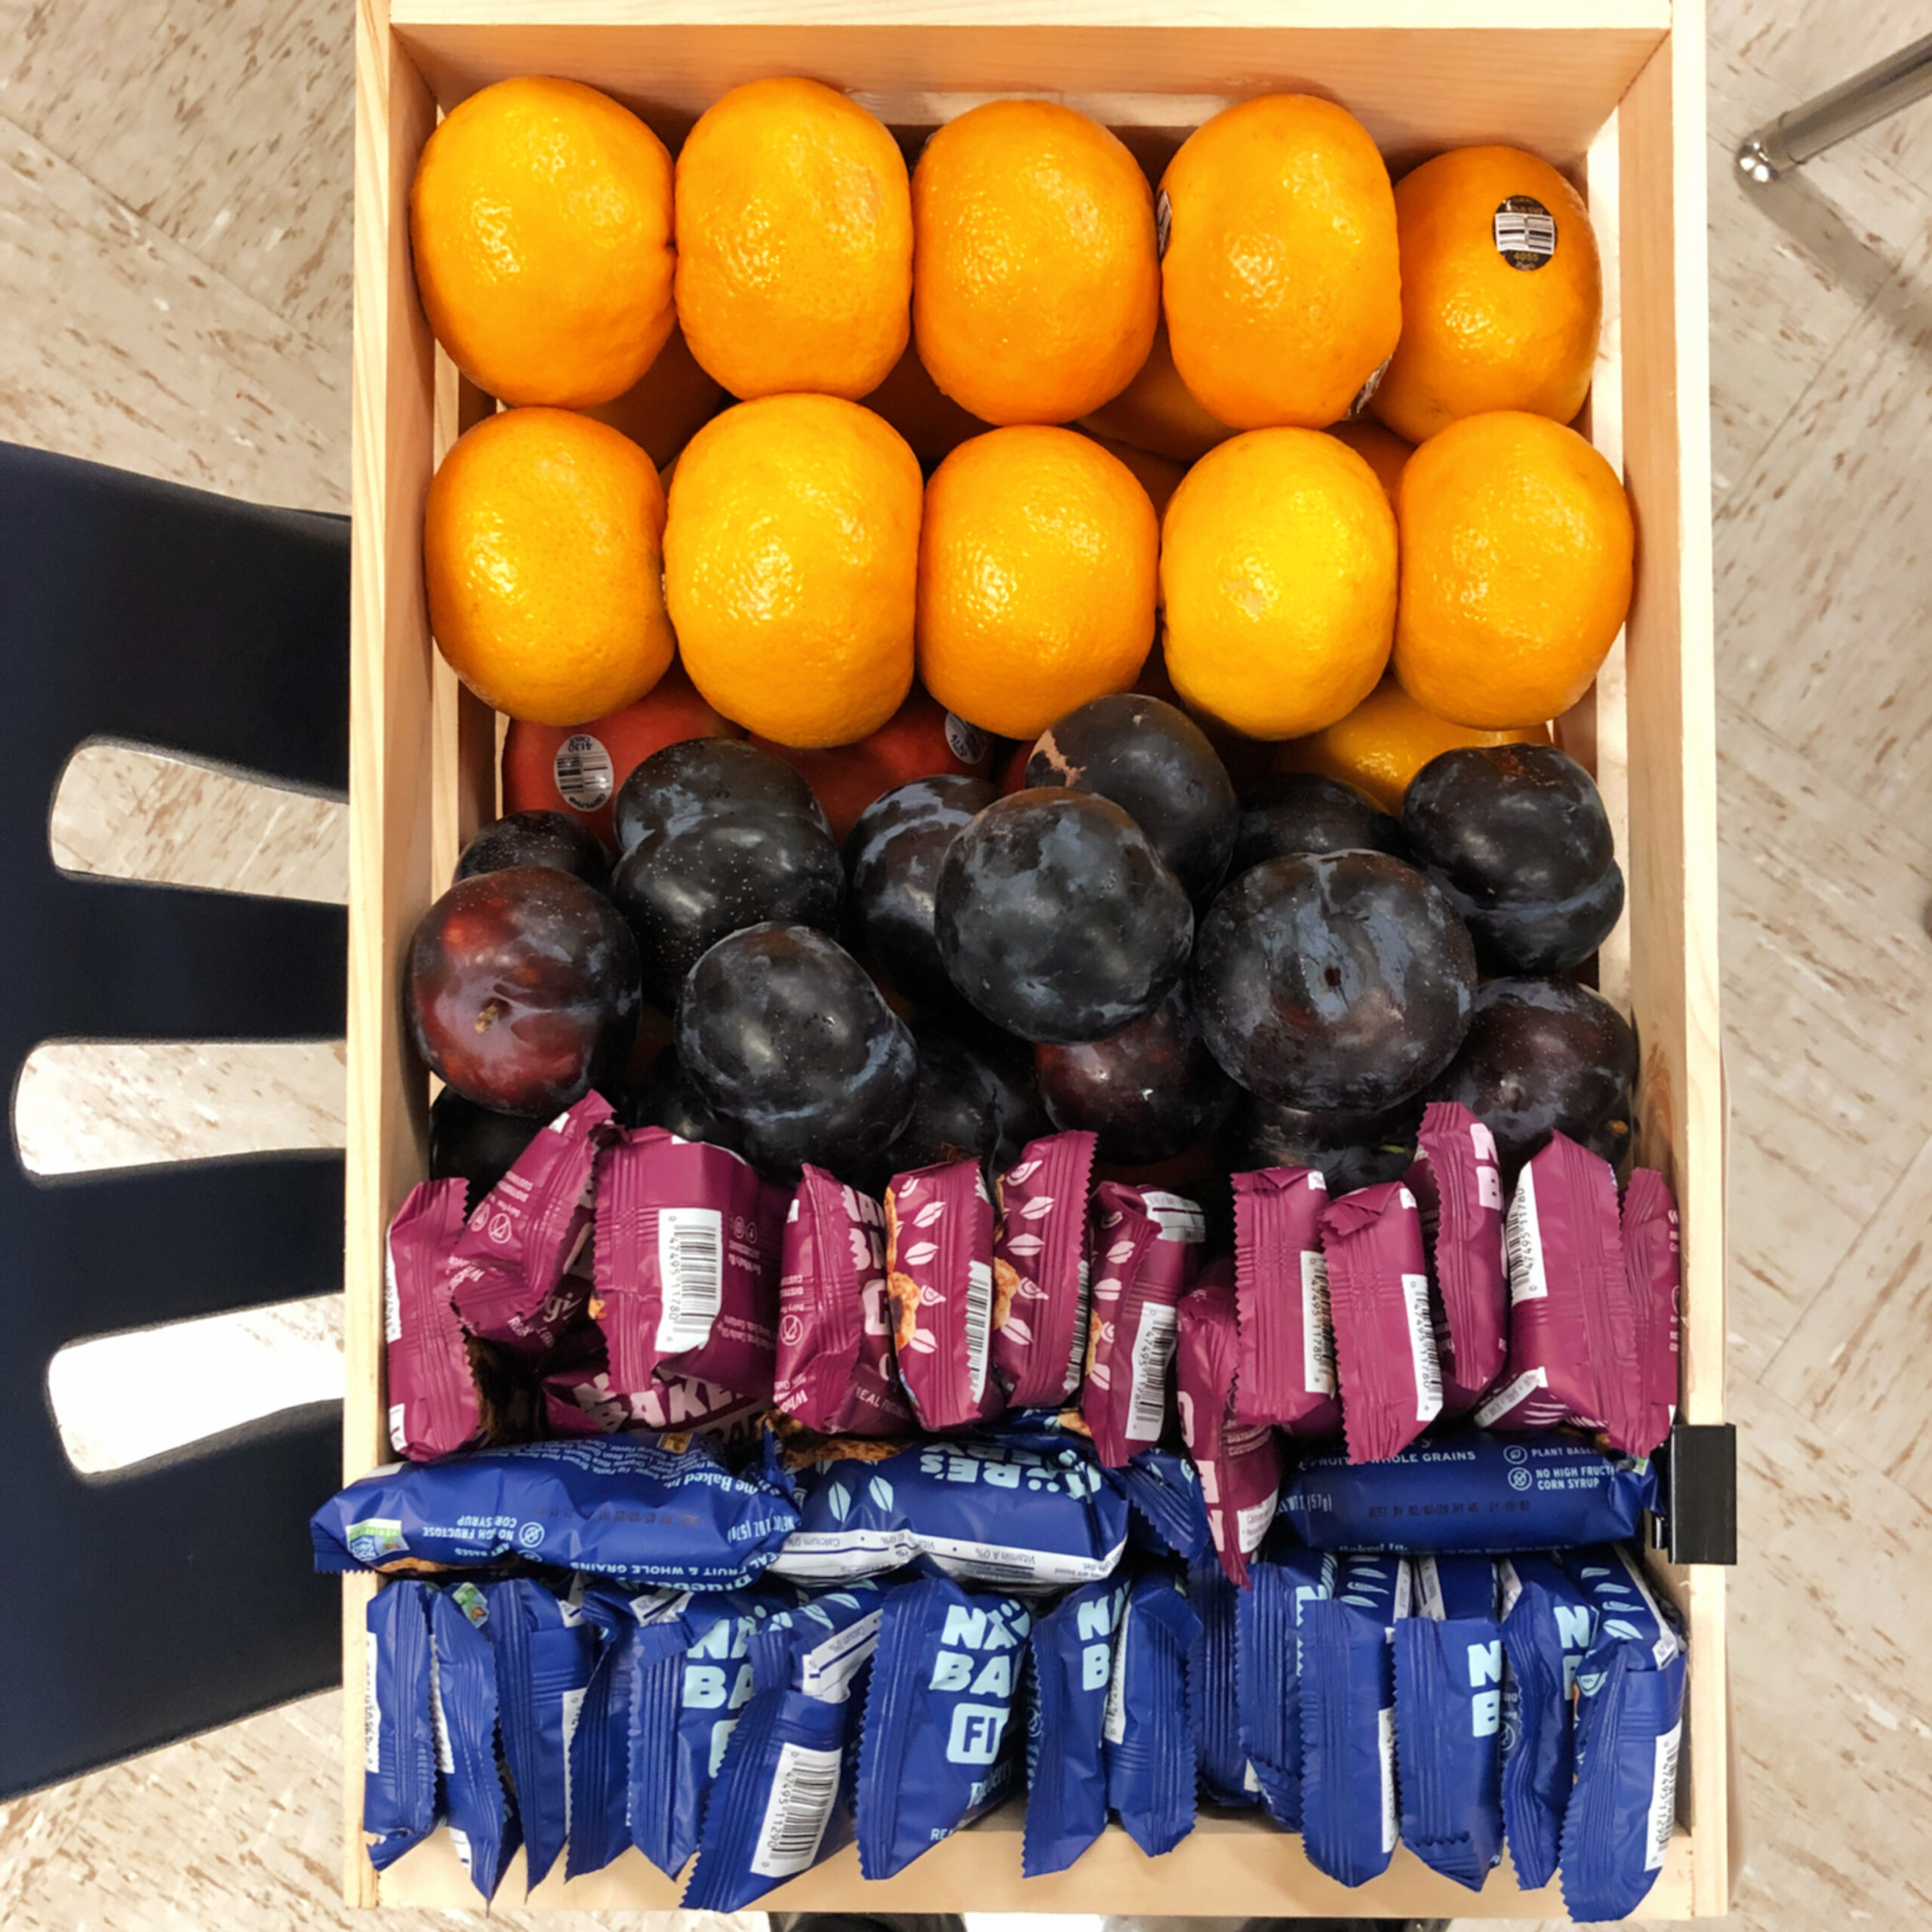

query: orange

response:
[674,78,912,401]
[410,77,675,408]
[912,101,1160,426]
[424,408,675,727]
[1372,146,1601,445]
[1394,411,1633,729]
[1160,95,1401,430]
[664,395,922,749]
[577,324,724,469]
[1080,431,1187,523]
[1276,678,1551,815]
[861,339,992,470]
[917,427,1158,740]
[1324,418,1413,508]
[1160,429,1395,740]
[1077,315,1235,463]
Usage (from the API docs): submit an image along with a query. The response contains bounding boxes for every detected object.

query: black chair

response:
[0,442,348,1798]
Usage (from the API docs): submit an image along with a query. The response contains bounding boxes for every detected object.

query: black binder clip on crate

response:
[1651,1421,1738,1566]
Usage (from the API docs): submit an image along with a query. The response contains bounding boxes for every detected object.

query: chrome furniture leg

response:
[1737,32,1932,183]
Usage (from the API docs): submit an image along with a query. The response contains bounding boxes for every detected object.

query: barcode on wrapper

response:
[1301,1249,1337,1394]
[1377,1703,1397,1852]
[749,1740,843,1878]
[1401,1272,1444,1422]
[1647,1720,1682,1869]
[364,1648,381,1773]
[1505,1168,1549,1301]
[654,1208,724,1354]
[1493,194,1557,269]
[965,1259,992,1401]
[383,1246,402,1345]
[1126,1303,1179,1441]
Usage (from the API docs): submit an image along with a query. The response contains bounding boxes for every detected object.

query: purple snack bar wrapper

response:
[1478,1133,1652,1453]
[1177,1261,1283,1588]
[1322,1181,1444,1465]
[448,1091,614,1358]
[543,1338,759,1445]
[1081,1184,1204,1469]
[1623,1168,1681,1457]
[886,1160,1003,1432]
[774,1166,915,1437]
[1231,1168,1343,1438]
[593,1127,785,1401]
[991,1131,1099,1408]
[386,1177,486,1460]
[1405,1101,1509,1417]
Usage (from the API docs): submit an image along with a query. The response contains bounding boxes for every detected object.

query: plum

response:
[1401,744,1624,974]
[954,1011,1054,1169]
[428,1086,544,1208]
[1026,694,1238,901]
[843,774,998,1002]
[1231,773,1404,875]
[1430,975,1639,1180]
[1220,1091,1425,1195]
[1035,983,1238,1165]
[626,1044,741,1153]
[675,923,919,1177]
[609,738,843,1008]
[934,789,1193,1044]
[455,809,611,891]
[1192,850,1476,1110]
[408,865,641,1118]
[857,1024,1004,1194]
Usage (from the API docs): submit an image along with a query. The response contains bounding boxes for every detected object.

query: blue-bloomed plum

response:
[1191,850,1475,1110]
[1026,694,1238,900]
[454,809,610,892]
[626,1044,743,1154]
[408,866,641,1118]
[935,789,1193,1044]
[1232,773,1404,876]
[428,1086,544,1208]
[858,1023,1006,1195]
[609,739,843,1008]
[675,924,918,1177]
[1220,1091,1425,1195]
[1401,744,1624,974]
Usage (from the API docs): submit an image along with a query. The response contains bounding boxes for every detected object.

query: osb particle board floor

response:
[0,3,1927,1928]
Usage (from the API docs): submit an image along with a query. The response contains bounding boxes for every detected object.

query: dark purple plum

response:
[1401,744,1623,974]
[1191,850,1476,1109]
[843,774,999,1001]
[1429,976,1639,1180]
[610,739,843,1008]
[935,789,1193,1044]
[953,1011,1054,1168]
[408,866,641,1117]
[675,923,918,1177]
[1026,694,1238,900]
[626,1045,744,1155]
[857,1025,1004,1195]
[455,809,610,891]
[1585,1085,1637,1184]
[1220,1091,1426,1195]
[1232,773,1404,875]
[1035,983,1238,1165]
[428,1086,544,1208]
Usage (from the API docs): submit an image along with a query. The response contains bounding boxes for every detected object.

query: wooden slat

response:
[343,0,440,1906]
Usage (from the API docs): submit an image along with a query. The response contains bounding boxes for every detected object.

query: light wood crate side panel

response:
[344,0,440,1906]
[390,20,1663,170]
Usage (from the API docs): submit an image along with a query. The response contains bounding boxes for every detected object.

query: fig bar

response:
[592,1126,786,1401]
[1404,1100,1509,1414]
[448,1091,614,1358]
[1321,1180,1444,1464]
[1230,1166,1343,1437]
[1082,1183,1204,1467]
[990,1131,1098,1409]
[885,1159,1001,1432]
[1478,1134,1676,1456]
[774,1165,914,1437]
[384,1177,486,1460]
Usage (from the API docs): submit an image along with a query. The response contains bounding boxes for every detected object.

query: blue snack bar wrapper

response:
[771,1433,1128,1589]
[312,1435,798,1585]
[1238,1533,1337,1830]
[485,1577,601,1891]
[1300,1553,1411,1887]
[1118,1446,1213,1562]
[1280,1432,1658,1553]
[681,1583,887,1911]
[429,1580,521,1903]
[1104,1567,1201,1857]
[364,1581,438,1872]
[1023,1577,1126,1877]
[857,1578,1032,1878]
[1395,1555,1505,1890]
[1560,1549,1686,1923]
[1186,1552,1261,1807]
[1497,1552,1595,1890]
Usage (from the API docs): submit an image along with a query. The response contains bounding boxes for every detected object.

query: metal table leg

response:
[1737,32,1932,183]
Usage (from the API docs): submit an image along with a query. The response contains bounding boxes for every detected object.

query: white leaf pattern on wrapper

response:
[868,1475,894,1510]
[1004,1233,1045,1257]
[1106,1238,1136,1265]
[1094,1276,1123,1303]
[1001,1315,1034,1345]
[903,1241,939,1266]
[826,1482,851,1522]
[906,1331,939,1354]
[1017,1195,1056,1220]
[1090,1362,1112,1390]
[912,1200,946,1229]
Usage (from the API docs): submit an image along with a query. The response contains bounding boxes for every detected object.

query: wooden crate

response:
[343,0,1726,1914]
